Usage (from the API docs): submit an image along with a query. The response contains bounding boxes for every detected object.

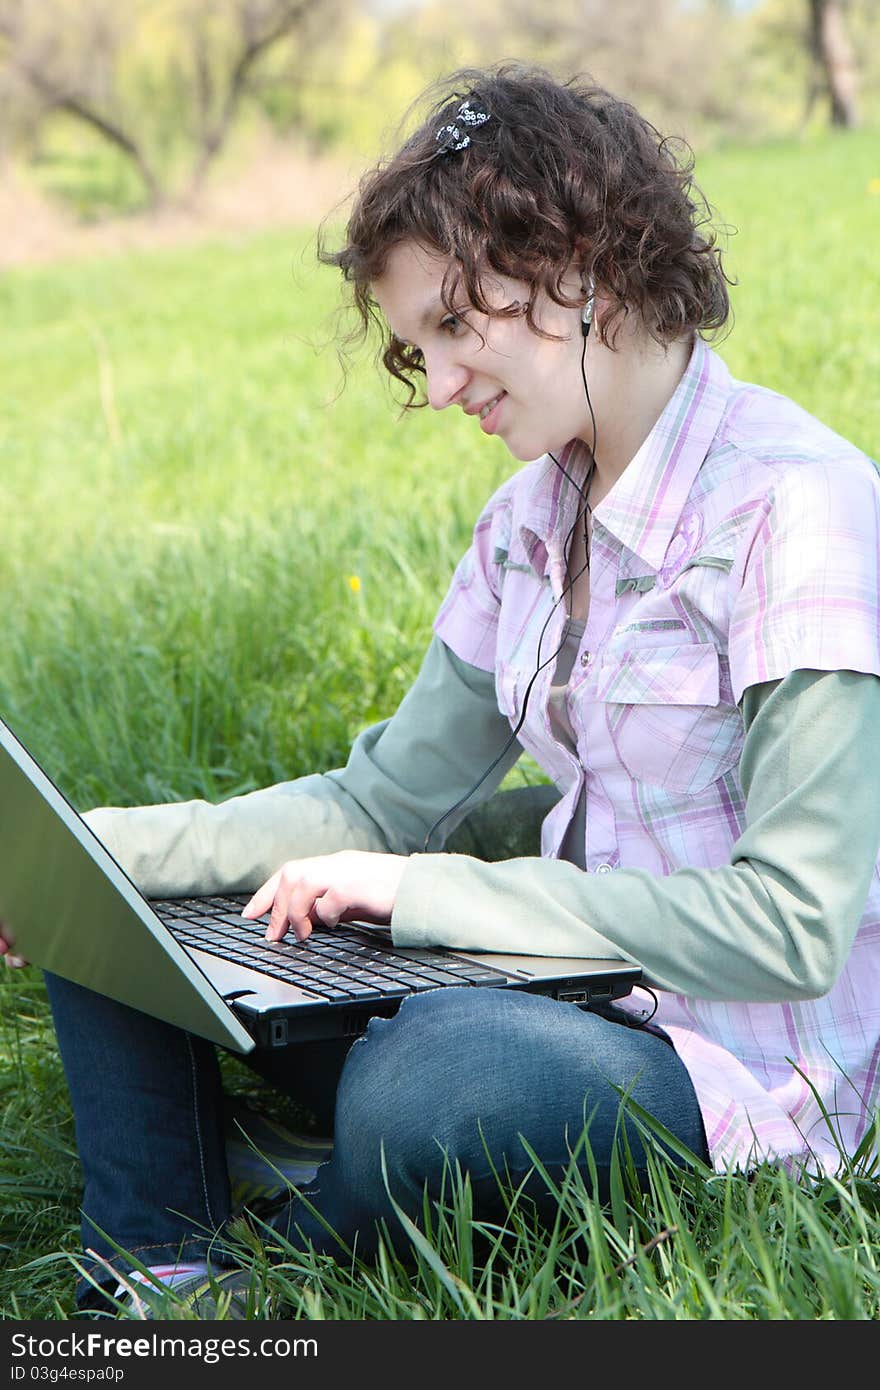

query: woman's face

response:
[372,240,593,462]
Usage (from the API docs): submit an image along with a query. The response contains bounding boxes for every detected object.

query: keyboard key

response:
[357,977,410,997]
[431,962,509,982]
[336,982,382,1000]
[400,967,465,986]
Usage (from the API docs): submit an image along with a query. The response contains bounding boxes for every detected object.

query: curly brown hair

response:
[320,62,732,405]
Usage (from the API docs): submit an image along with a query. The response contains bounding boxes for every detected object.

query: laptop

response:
[0,716,641,1054]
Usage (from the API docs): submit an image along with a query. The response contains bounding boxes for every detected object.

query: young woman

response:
[9,63,880,1316]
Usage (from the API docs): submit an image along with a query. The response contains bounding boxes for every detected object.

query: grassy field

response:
[1,126,879,1319]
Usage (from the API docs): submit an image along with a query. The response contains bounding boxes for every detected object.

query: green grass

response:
[1,126,879,1319]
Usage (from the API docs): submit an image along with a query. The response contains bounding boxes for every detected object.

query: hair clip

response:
[435,97,491,156]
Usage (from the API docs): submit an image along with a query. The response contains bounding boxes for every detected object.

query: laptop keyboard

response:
[155,895,509,1004]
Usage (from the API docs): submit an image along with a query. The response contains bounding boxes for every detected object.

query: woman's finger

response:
[268,870,330,942]
[241,871,282,920]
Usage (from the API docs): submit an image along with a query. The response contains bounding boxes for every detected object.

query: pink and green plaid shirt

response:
[432,335,880,1172]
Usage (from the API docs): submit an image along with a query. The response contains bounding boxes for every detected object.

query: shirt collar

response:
[518,336,732,576]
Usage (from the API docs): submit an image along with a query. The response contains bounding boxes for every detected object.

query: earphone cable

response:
[422,325,597,852]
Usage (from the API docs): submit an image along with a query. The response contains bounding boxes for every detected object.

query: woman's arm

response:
[391,669,880,1003]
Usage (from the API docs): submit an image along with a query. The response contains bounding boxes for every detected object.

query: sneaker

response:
[117,1267,262,1320]
[224,1097,333,1214]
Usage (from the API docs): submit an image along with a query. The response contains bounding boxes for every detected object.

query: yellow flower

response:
[347,574,362,593]
[867,178,880,196]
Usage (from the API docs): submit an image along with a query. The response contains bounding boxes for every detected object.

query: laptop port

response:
[342,1013,368,1038]
[557,988,589,1005]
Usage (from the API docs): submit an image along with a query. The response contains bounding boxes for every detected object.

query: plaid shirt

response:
[433,335,880,1172]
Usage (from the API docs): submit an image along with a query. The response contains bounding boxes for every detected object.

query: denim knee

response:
[331,987,568,1197]
[331,990,470,1203]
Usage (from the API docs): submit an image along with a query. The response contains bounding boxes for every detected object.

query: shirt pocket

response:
[593,642,743,794]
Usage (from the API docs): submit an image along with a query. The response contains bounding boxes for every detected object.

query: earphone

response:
[581,276,595,337]
[422,272,598,854]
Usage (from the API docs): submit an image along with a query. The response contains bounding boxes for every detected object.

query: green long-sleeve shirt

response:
[83,638,880,1004]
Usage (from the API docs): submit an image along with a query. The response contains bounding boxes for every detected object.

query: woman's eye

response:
[440,313,464,335]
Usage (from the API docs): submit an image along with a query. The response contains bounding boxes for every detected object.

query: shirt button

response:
[595,862,614,874]
[580,651,592,667]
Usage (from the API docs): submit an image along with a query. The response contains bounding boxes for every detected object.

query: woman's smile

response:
[476,390,506,433]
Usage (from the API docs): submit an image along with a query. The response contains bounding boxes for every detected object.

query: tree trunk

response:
[56,95,163,207]
[185,0,316,199]
[809,0,860,128]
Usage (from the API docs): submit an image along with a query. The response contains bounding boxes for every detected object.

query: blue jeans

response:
[44,972,708,1309]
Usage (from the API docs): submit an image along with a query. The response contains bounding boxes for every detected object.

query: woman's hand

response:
[0,922,27,969]
[241,850,408,943]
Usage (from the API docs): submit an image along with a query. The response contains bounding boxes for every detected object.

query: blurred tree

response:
[0,0,343,208]
[368,0,767,149]
[506,0,751,139]
[182,0,340,189]
[0,2,162,202]
[363,0,879,151]
[747,0,877,133]
[806,0,859,126]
